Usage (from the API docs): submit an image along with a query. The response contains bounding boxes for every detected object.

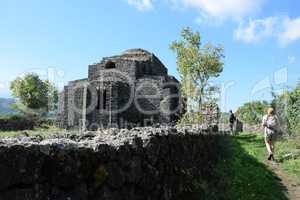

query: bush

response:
[235,101,269,125]
[235,83,300,135]
[177,112,205,125]
[219,112,230,124]
[272,85,300,135]
[0,114,35,131]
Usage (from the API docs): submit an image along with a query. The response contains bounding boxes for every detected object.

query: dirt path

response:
[267,161,300,199]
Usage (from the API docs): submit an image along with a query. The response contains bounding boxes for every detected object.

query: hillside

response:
[0,98,16,114]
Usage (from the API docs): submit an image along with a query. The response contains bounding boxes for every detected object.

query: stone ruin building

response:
[58,49,182,130]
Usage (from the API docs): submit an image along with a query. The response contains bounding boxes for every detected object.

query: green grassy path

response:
[235,133,300,180]
[215,132,300,200]
[214,133,288,199]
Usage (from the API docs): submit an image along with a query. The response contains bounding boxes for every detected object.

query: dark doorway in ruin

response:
[105,61,116,69]
[103,89,107,110]
[97,89,100,110]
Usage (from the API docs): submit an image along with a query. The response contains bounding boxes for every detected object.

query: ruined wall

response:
[0,127,220,200]
[60,49,181,129]
[135,59,167,78]
[85,82,117,130]
[160,77,180,124]
[88,59,137,81]
[62,79,88,128]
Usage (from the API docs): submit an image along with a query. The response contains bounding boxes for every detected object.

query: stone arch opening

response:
[105,61,116,69]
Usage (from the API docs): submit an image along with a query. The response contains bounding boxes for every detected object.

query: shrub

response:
[272,85,300,135]
[235,101,269,125]
[0,114,35,131]
[177,112,205,125]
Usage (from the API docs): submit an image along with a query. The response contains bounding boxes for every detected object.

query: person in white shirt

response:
[262,107,279,161]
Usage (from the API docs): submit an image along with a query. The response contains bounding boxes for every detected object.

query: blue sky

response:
[0,0,299,111]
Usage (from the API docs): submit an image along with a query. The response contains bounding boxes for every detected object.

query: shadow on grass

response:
[212,135,289,200]
[175,133,289,200]
[235,133,266,148]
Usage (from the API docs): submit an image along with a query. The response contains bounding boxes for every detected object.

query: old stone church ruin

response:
[59,49,181,130]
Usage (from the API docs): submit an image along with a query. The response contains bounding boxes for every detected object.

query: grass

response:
[214,132,300,200]
[181,132,300,200]
[275,135,300,179]
[236,132,300,180]
[0,125,70,137]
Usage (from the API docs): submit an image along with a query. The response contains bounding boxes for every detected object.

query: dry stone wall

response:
[0,127,220,200]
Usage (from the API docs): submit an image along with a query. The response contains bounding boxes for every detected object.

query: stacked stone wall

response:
[0,127,220,200]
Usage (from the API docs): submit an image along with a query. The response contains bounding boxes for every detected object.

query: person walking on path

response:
[229,110,236,134]
[262,107,279,161]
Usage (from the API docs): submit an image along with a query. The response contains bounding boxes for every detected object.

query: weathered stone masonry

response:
[0,127,220,200]
[58,49,182,130]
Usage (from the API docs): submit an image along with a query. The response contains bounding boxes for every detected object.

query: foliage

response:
[10,73,58,116]
[271,85,300,135]
[177,112,205,125]
[236,82,300,135]
[177,102,220,126]
[170,27,224,112]
[219,112,230,124]
[0,114,36,131]
[235,101,269,125]
[0,114,23,120]
[275,136,300,178]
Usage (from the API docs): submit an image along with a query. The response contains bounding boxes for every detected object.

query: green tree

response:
[235,101,269,125]
[10,73,58,115]
[170,27,224,111]
[271,85,300,135]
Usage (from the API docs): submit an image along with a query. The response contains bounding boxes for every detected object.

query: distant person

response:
[262,108,279,161]
[229,110,236,134]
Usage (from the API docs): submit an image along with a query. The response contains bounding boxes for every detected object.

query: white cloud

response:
[280,17,300,45]
[126,0,264,23]
[170,0,264,21]
[126,0,153,11]
[234,17,278,43]
[234,16,300,45]
[194,12,223,26]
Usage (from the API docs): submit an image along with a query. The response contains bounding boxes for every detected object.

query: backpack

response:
[266,115,278,134]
